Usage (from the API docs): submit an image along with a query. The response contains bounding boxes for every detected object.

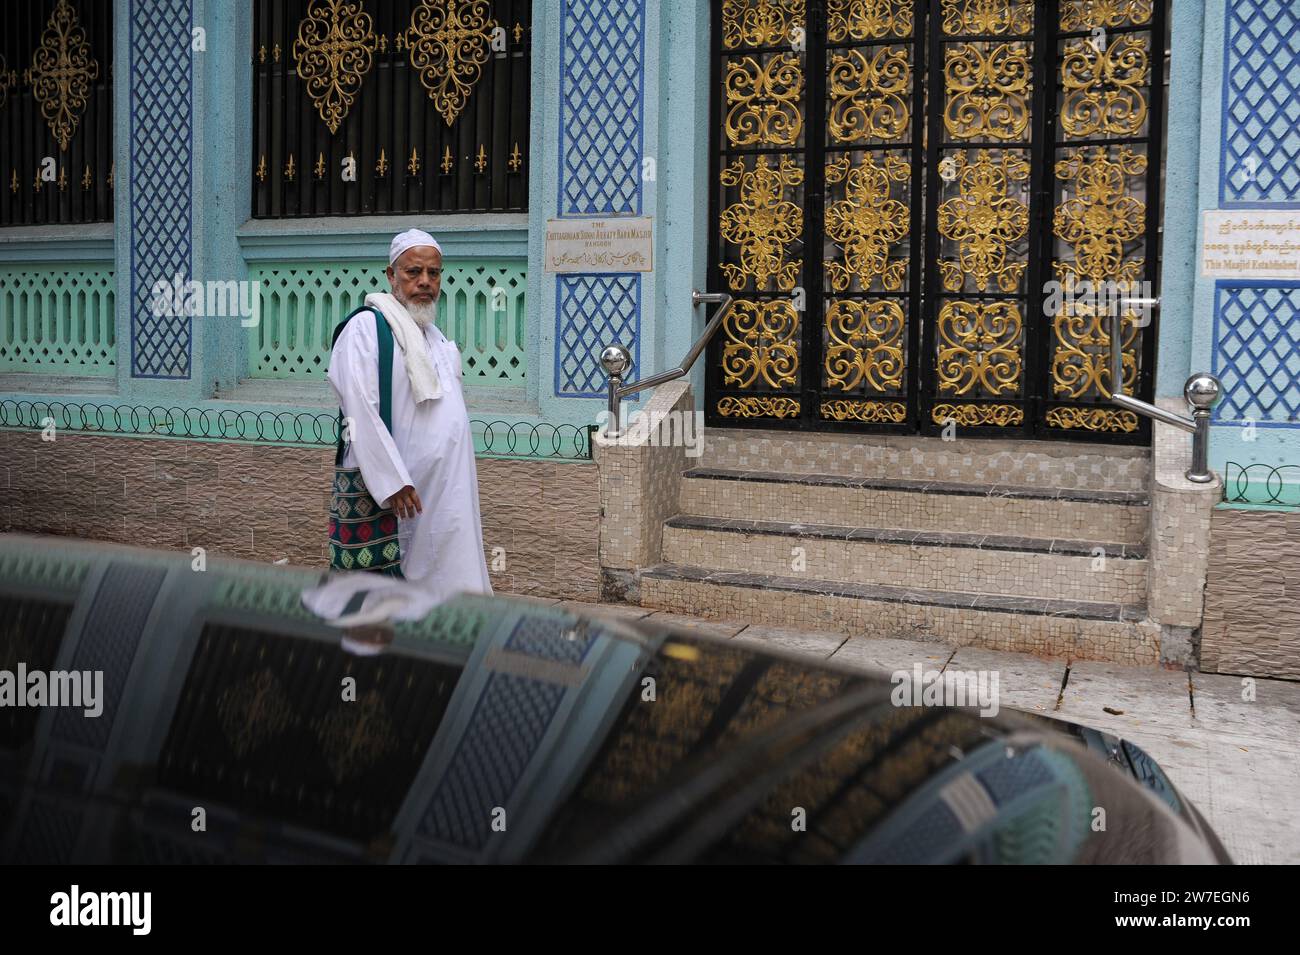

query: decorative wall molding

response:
[552,0,646,399]
[554,274,640,397]
[1211,280,1300,427]
[128,0,193,378]
[1220,0,1300,207]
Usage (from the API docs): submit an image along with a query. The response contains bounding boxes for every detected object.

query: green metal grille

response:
[247,260,527,386]
[0,267,116,374]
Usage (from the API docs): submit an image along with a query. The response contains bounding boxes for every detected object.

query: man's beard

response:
[395,292,438,328]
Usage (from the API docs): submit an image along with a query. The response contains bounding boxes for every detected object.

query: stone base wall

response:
[1202,508,1300,680]
[596,380,693,588]
[0,429,600,601]
[1146,399,1222,642]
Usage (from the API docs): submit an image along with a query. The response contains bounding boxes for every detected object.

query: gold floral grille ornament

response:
[0,55,8,110]
[1059,35,1149,139]
[30,0,100,152]
[828,46,910,144]
[827,0,913,42]
[1052,147,1147,403]
[293,0,378,135]
[932,403,1023,427]
[721,300,801,389]
[719,155,805,292]
[718,395,802,418]
[820,399,907,423]
[824,153,910,292]
[721,0,805,49]
[1052,304,1138,399]
[1053,145,1147,288]
[936,149,1030,293]
[406,0,497,126]
[1045,406,1138,432]
[1060,0,1153,31]
[940,0,1033,35]
[943,43,1031,141]
[823,300,905,393]
[724,55,804,148]
[936,301,1022,396]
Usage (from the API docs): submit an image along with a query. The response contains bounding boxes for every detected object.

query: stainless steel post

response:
[1184,373,1221,484]
[599,344,632,439]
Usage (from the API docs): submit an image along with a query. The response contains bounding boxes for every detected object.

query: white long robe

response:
[326,310,492,599]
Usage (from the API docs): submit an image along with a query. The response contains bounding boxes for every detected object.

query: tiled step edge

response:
[641,563,1148,623]
[663,514,1147,560]
[682,467,1150,506]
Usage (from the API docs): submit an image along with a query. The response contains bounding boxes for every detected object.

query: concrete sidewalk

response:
[545,597,1300,865]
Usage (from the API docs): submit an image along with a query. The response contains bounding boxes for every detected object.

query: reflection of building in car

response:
[0,536,1230,865]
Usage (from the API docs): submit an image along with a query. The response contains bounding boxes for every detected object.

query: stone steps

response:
[698,427,1150,492]
[680,467,1149,545]
[639,429,1156,663]
[660,515,1147,604]
[639,563,1159,666]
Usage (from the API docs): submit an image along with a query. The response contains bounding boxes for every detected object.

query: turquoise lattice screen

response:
[247,261,527,386]
[0,267,116,375]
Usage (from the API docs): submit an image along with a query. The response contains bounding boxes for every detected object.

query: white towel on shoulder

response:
[364,291,443,403]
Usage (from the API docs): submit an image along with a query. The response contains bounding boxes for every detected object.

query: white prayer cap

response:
[389,228,443,266]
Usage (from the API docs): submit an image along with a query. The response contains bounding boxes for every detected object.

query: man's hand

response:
[387,485,422,519]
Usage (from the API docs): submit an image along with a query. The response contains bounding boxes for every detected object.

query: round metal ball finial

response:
[600,344,632,377]
[1184,373,1221,410]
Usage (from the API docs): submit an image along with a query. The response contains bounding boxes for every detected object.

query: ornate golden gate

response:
[707,0,1164,441]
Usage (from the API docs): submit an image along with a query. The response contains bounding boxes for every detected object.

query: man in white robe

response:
[326,229,492,598]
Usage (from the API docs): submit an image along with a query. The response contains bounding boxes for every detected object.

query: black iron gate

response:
[707,0,1166,443]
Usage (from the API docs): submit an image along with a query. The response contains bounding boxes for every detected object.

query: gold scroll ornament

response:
[407,0,498,125]
[823,300,905,393]
[936,300,1023,396]
[1059,35,1150,139]
[1060,0,1152,31]
[940,0,1033,36]
[30,0,100,152]
[721,0,805,49]
[824,152,910,292]
[293,0,378,135]
[828,45,910,144]
[719,155,805,292]
[827,0,912,43]
[943,42,1031,142]
[936,149,1030,293]
[721,300,801,390]
[820,399,907,423]
[724,54,804,148]
[932,403,1023,427]
[1052,147,1147,403]
[717,395,802,418]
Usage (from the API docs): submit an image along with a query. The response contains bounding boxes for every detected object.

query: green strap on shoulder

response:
[332,306,395,466]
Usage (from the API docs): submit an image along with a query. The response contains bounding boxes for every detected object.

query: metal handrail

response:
[598,290,733,438]
[1109,297,1221,483]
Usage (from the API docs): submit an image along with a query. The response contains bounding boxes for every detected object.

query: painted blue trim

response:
[552,273,642,398]
[1218,0,1300,209]
[554,0,646,218]
[128,0,195,380]
[237,217,529,262]
[0,226,114,265]
[636,7,646,217]
[1220,201,1300,210]
[555,0,569,218]
[1210,278,1300,427]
